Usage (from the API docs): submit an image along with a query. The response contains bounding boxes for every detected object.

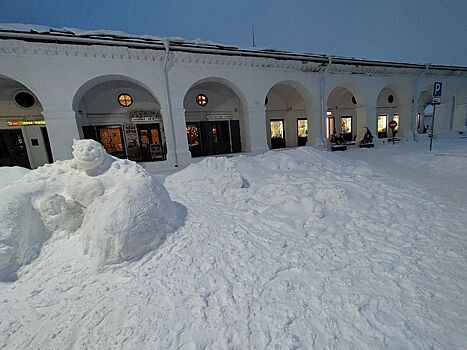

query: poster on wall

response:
[150,143,164,160]
[123,123,141,161]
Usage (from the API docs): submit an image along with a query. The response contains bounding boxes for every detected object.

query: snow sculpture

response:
[0,139,181,281]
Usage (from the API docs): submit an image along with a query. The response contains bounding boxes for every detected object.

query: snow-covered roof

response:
[1,23,466,72]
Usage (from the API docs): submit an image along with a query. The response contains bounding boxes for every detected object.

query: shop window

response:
[377,115,388,138]
[196,94,208,106]
[392,114,400,131]
[14,91,35,109]
[297,119,308,146]
[270,119,285,149]
[118,93,133,107]
[98,126,125,157]
[186,124,200,147]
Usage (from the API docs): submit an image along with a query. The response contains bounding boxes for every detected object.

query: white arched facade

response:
[1,30,466,168]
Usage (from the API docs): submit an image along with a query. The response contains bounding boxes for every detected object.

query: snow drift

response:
[1,141,467,349]
[0,140,181,281]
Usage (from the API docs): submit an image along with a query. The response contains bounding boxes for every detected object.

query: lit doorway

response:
[270,119,286,149]
[341,116,352,141]
[297,118,308,146]
[377,115,388,138]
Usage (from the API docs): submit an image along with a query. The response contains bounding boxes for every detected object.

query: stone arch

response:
[326,85,360,141]
[376,87,401,139]
[73,75,167,162]
[183,77,247,157]
[0,74,52,168]
[265,80,314,149]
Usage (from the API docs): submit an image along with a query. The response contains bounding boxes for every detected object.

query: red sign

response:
[388,120,398,129]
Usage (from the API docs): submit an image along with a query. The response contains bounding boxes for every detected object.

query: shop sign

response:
[7,120,46,126]
[206,114,231,120]
[123,123,141,161]
[131,116,162,122]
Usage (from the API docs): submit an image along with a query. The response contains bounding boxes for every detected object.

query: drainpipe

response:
[163,39,179,167]
[320,56,332,147]
[412,63,430,140]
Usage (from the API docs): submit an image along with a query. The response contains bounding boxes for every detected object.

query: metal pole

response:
[429,104,436,151]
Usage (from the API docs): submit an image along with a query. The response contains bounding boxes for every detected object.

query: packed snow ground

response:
[0,138,466,349]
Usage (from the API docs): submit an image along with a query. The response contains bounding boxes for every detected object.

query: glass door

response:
[137,123,165,161]
[377,115,388,138]
[341,116,352,141]
[270,119,286,149]
[297,118,308,146]
[0,129,30,168]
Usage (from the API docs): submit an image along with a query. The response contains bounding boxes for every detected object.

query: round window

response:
[196,94,208,106]
[265,96,269,105]
[351,96,357,105]
[388,95,394,103]
[15,91,35,109]
[118,93,133,107]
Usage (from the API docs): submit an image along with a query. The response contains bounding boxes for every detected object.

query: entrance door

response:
[341,116,352,142]
[0,129,30,168]
[327,116,335,138]
[270,119,286,149]
[137,123,165,161]
[297,118,308,146]
[377,115,388,139]
[186,122,203,157]
[200,121,231,156]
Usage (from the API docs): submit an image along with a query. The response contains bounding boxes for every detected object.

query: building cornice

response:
[1,36,466,78]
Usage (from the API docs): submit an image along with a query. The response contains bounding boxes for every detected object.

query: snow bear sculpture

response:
[0,139,182,281]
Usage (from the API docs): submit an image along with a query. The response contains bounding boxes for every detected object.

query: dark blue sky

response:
[1,0,466,66]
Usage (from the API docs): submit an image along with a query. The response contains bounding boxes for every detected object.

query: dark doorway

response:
[186,120,241,157]
[270,119,286,149]
[0,129,31,168]
[200,121,231,155]
[136,123,165,162]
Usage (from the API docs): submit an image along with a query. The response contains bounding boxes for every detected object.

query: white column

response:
[42,110,80,161]
[398,104,412,138]
[244,104,269,153]
[307,106,322,146]
[161,95,192,167]
[357,105,377,141]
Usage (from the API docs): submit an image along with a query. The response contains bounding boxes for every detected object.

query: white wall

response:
[1,38,466,167]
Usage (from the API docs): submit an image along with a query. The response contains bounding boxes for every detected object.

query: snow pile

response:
[0,140,181,281]
[165,156,246,193]
[0,166,30,190]
[1,142,467,349]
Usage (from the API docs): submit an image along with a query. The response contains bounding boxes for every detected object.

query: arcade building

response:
[1,25,466,169]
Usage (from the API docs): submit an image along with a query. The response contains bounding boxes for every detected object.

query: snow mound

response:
[0,140,181,280]
[0,166,30,190]
[166,156,246,193]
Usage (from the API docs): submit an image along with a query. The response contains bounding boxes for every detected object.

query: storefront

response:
[186,116,241,157]
[82,111,167,162]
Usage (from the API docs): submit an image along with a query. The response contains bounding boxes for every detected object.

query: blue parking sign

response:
[433,82,443,97]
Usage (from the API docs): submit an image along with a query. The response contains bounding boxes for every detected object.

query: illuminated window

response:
[118,93,133,107]
[393,114,400,131]
[377,115,388,138]
[98,127,124,154]
[186,123,200,146]
[196,94,208,106]
[297,119,308,138]
[341,117,352,134]
[15,91,35,109]
[270,120,284,138]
